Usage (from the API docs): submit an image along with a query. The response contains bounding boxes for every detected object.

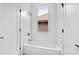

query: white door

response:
[0,4,3,54]
[0,4,18,55]
[64,3,79,55]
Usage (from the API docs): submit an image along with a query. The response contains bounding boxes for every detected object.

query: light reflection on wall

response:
[21,11,29,17]
[66,4,75,15]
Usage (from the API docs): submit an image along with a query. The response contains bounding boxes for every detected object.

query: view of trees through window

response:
[38,3,48,32]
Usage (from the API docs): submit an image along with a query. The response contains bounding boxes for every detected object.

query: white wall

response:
[57,4,63,52]
[31,3,59,48]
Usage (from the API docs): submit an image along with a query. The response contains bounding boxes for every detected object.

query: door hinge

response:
[19,47,21,50]
[61,3,64,7]
[62,29,64,33]
[27,33,30,36]
[20,9,21,12]
[19,28,21,32]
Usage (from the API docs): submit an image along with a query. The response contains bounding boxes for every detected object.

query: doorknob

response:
[0,36,4,39]
[75,44,79,47]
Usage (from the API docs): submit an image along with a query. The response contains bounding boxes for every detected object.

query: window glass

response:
[37,3,48,32]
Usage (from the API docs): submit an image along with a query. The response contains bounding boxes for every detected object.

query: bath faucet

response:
[27,33,31,44]
[28,39,32,41]
[28,39,32,44]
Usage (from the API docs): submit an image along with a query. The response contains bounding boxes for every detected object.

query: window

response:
[37,3,48,32]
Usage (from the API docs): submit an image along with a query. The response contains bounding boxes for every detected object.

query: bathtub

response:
[22,41,61,55]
